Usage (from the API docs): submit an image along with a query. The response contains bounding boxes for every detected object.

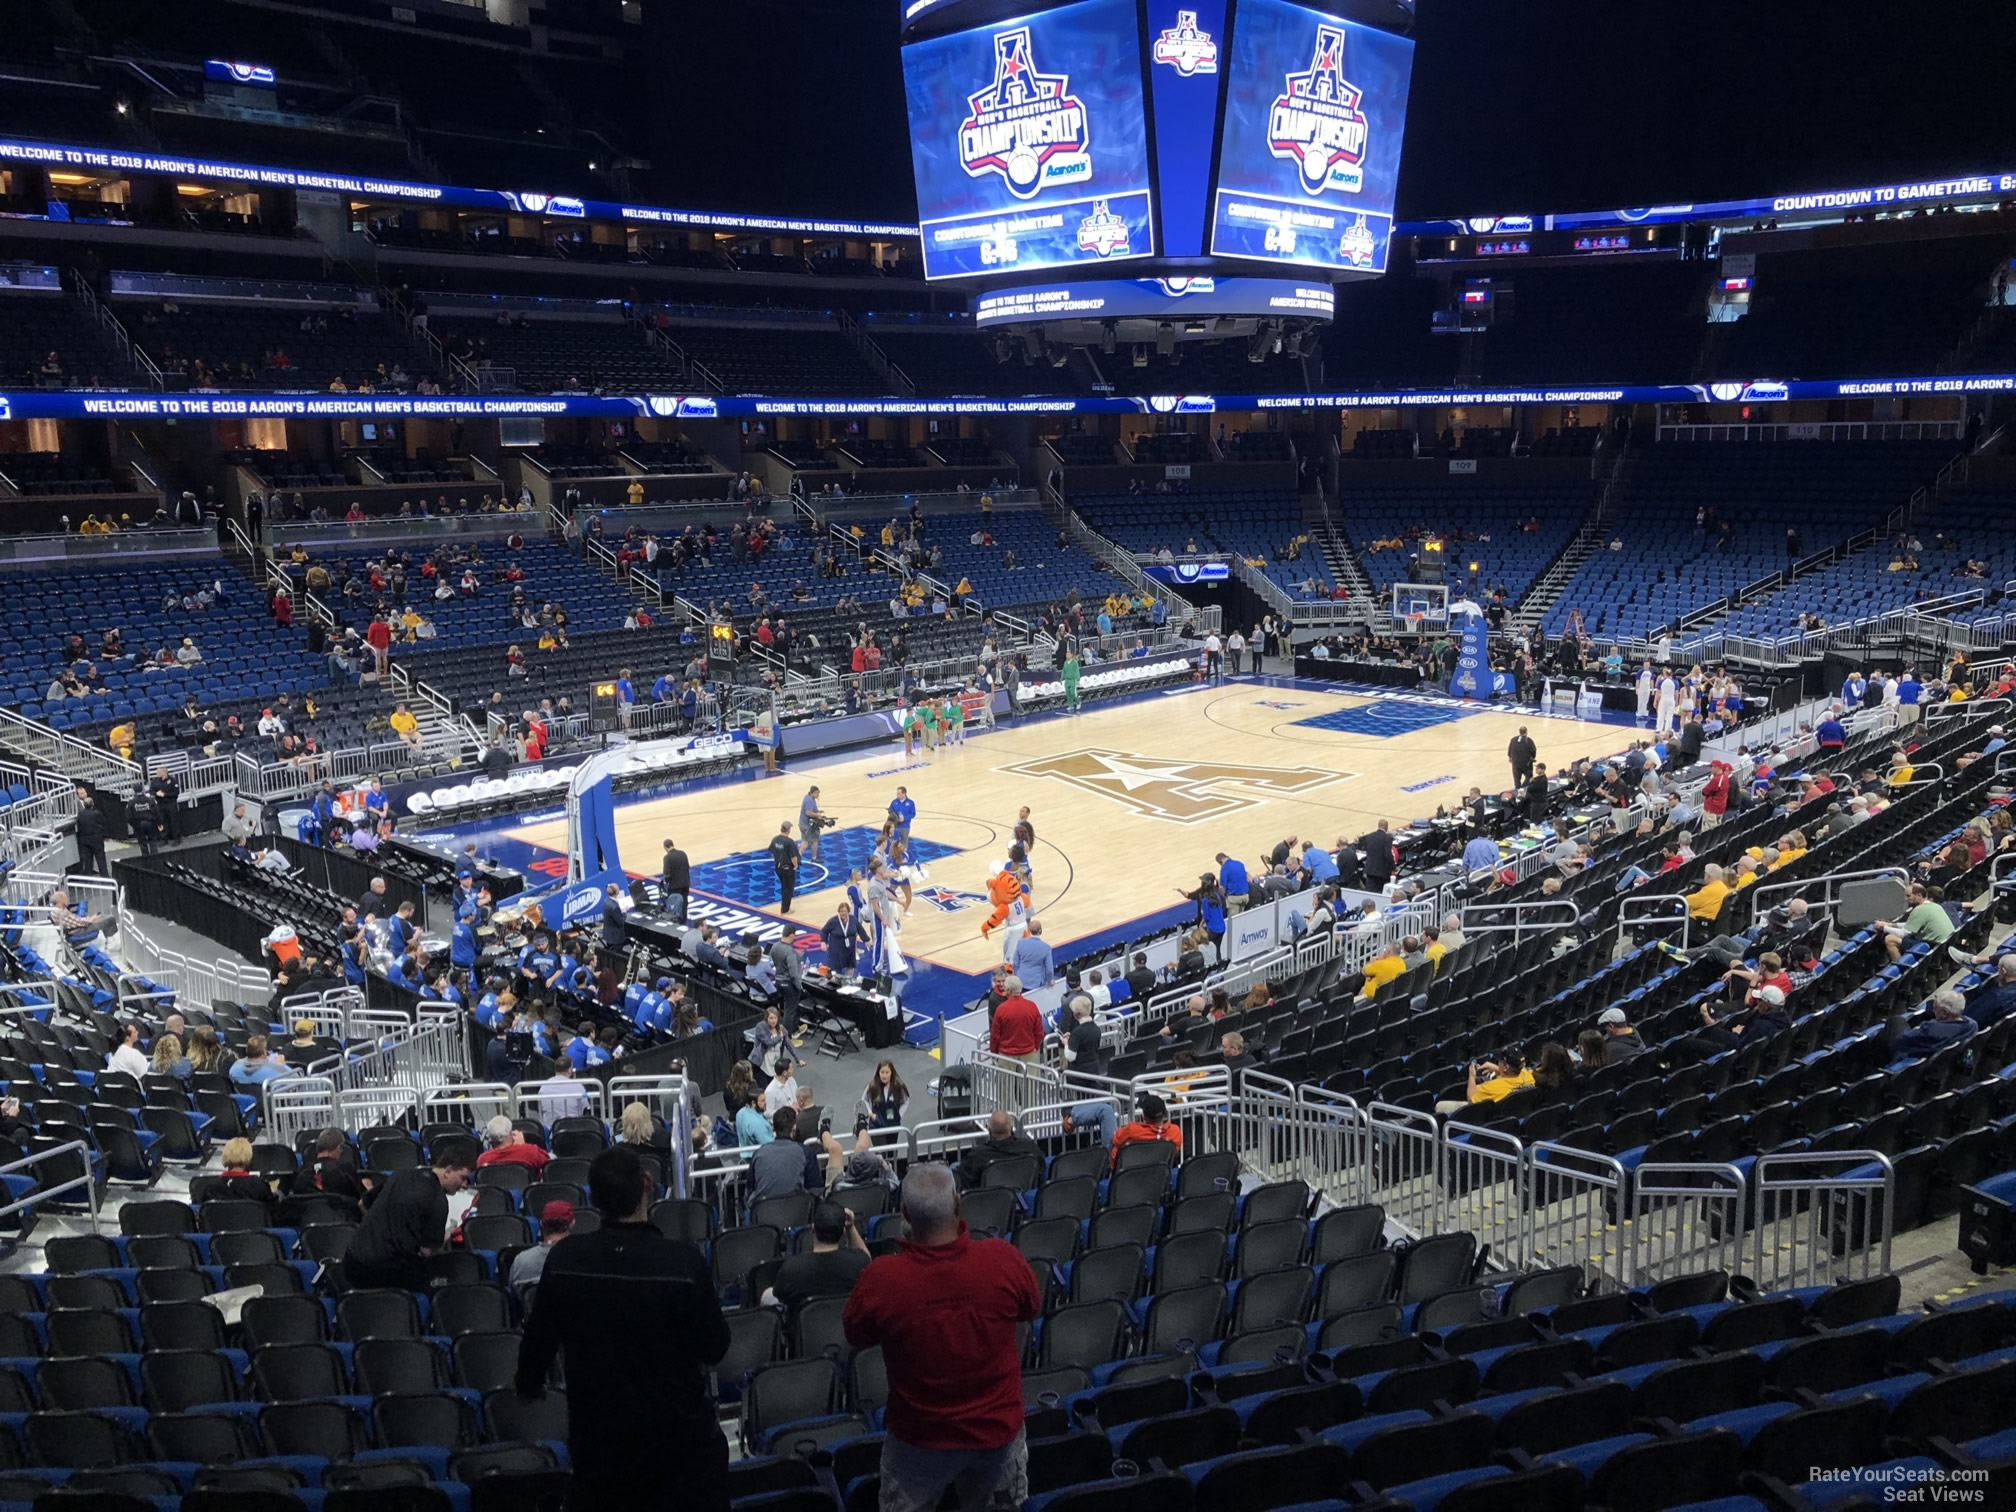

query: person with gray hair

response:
[1886,989,1978,1061]
[1436,912,1467,957]
[476,1115,551,1175]
[843,1161,1042,1512]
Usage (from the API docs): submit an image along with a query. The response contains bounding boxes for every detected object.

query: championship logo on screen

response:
[1341,215,1377,267]
[959,27,1091,200]
[1076,200,1131,258]
[1153,10,1219,76]
[1268,24,1369,196]
[1152,276,1216,297]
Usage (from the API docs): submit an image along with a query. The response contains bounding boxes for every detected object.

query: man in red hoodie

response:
[843,1162,1040,1512]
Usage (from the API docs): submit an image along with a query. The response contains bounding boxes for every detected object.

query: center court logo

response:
[959,28,1091,200]
[1268,24,1369,196]
[1153,10,1219,76]
[916,885,988,914]
[1003,748,1350,824]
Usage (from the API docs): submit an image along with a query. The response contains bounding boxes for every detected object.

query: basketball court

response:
[490,679,1634,991]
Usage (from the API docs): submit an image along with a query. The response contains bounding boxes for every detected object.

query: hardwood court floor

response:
[505,681,1630,974]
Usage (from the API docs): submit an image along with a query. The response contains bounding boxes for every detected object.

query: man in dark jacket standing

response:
[661,836,691,924]
[517,1146,731,1508]
[1360,821,1395,892]
[1508,727,1538,788]
[73,788,107,875]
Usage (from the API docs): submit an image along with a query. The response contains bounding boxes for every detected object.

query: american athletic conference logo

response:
[1153,10,1219,76]
[1268,24,1369,196]
[1077,201,1130,258]
[959,27,1091,200]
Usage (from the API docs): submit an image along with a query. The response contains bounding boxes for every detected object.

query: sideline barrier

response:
[1621,1161,1748,1291]
[1753,1150,1896,1292]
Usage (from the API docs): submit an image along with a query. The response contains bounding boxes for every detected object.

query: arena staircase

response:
[1310,513,1375,608]
[1514,447,1631,634]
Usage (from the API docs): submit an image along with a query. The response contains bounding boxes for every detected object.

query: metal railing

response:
[1747,866,1909,928]
[0,1140,104,1232]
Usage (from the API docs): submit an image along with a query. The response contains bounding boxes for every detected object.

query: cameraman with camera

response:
[799,784,834,863]
[1435,1048,1533,1116]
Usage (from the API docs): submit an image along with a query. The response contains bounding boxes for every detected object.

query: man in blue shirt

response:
[1966,955,2016,1030]
[887,787,916,845]
[452,877,482,926]
[1301,840,1338,886]
[1841,669,1867,708]
[1886,991,1975,1061]
[1896,667,1922,714]
[1815,711,1847,751]
[1216,852,1250,912]
[362,779,388,818]
[1012,918,1054,988]
[518,934,561,994]
[1463,832,1500,875]
[230,1034,297,1087]
[386,901,418,958]
[651,671,676,703]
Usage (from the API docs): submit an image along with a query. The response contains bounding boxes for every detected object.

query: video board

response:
[901,0,1156,280]
[1208,0,1413,273]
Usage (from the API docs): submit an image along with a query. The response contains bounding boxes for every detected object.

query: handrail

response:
[1615,891,1693,952]
[1747,865,1909,928]
[0,1141,102,1232]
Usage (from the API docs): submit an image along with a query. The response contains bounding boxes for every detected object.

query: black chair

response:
[25,1409,146,1467]
[452,1331,525,1393]
[339,1288,423,1341]
[141,1348,239,1413]
[483,1386,569,1445]
[717,1308,784,1391]
[260,1399,369,1458]
[1589,1428,1742,1511]
[739,1356,840,1454]
[355,1338,452,1395]
[242,1295,328,1348]
[1070,1243,1147,1307]
[252,1342,350,1400]
[45,1308,134,1356]
[147,1410,262,1465]
[1115,1404,1242,1470]
[1039,1300,1129,1371]
[1308,1204,1385,1263]
[1350,1410,1494,1489]
[433,1285,511,1337]
[1142,1283,1225,1355]
[373,1389,481,1448]
[40,1357,137,1409]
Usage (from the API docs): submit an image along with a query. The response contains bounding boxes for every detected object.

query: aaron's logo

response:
[1003,748,1350,824]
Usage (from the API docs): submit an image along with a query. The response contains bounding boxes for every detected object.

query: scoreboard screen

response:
[902,0,1156,281]
[1208,0,1413,273]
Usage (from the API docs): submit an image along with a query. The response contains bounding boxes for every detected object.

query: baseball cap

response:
[1597,1007,1628,1026]
[1757,985,1786,1006]
[539,1199,574,1227]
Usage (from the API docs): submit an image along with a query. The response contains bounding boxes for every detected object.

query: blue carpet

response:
[1293,701,1482,737]
[689,825,964,910]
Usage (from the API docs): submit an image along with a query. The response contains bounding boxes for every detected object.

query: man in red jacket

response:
[364,612,392,677]
[988,975,1043,1063]
[843,1162,1040,1512]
